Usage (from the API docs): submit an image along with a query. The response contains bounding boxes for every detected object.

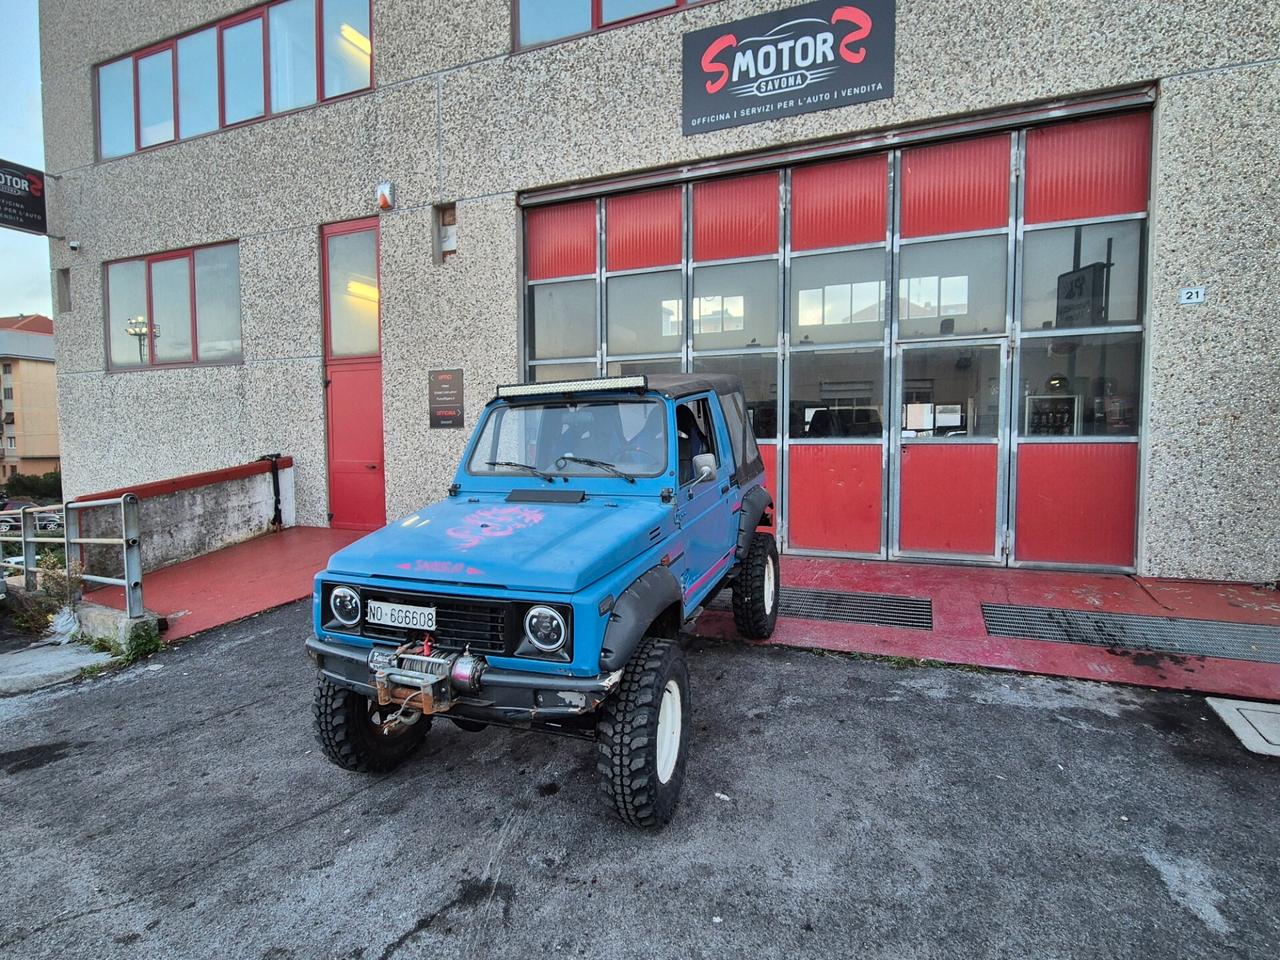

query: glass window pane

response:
[270,0,317,112]
[789,349,884,438]
[326,229,379,357]
[1018,333,1141,436]
[195,245,243,363]
[898,236,1007,339]
[150,258,193,363]
[790,250,885,346]
[518,0,592,46]
[177,29,219,138]
[98,59,136,157]
[530,361,599,382]
[223,18,265,124]
[692,261,778,351]
[323,0,372,98]
[529,280,596,360]
[607,358,682,377]
[693,353,778,440]
[602,0,676,23]
[137,49,175,147]
[106,261,148,367]
[1022,220,1144,331]
[606,270,683,356]
[900,345,1002,438]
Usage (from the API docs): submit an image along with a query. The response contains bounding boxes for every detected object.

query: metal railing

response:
[0,494,144,618]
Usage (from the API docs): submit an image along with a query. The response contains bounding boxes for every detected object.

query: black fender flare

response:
[736,484,773,559]
[599,565,683,672]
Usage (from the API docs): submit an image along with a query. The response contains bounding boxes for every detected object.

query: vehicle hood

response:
[325,493,672,594]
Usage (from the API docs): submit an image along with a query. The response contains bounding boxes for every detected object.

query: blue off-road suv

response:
[306,374,778,827]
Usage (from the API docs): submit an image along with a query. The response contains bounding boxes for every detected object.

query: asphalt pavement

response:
[1,601,1276,960]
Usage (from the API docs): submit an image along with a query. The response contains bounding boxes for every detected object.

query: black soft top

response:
[645,373,745,400]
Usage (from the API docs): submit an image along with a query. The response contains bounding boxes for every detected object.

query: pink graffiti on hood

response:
[446,505,546,550]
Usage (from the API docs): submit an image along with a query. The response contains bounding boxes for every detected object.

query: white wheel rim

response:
[763,554,777,615]
[656,679,682,784]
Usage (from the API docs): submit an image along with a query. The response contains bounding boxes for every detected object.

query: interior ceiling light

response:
[346,279,379,302]
[340,23,372,57]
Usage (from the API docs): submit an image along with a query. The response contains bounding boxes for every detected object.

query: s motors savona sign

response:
[682,0,895,135]
[0,157,47,236]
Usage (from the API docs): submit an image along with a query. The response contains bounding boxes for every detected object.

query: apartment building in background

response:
[0,314,60,477]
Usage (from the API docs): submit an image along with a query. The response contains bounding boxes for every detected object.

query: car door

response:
[674,394,736,608]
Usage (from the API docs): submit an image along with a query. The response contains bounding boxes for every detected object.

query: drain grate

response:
[981,603,1280,664]
[708,586,933,630]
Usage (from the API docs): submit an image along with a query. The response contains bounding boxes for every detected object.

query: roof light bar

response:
[497,376,648,398]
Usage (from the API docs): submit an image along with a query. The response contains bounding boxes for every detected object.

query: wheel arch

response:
[736,483,773,559]
[599,565,683,672]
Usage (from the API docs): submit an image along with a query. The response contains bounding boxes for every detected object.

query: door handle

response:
[366,463,378,470]
[719,483,730,494]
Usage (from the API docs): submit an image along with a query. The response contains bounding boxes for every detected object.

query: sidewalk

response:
[698,557,1280,701]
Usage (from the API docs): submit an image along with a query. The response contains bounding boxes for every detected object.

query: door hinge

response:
[1001,528,1013,559]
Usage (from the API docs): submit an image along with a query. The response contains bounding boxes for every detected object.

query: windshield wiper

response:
[485,460,556,483]
[557,455,636,484]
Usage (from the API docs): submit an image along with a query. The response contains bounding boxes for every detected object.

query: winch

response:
[368,644,486,716]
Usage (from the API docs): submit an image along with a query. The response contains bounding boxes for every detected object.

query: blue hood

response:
[325,493,672,594]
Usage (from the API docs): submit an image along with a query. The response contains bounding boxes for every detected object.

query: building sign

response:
[0,158,47,235]
[1055,262,1108,328]
[428,368,465,428]
[682,0,895,135]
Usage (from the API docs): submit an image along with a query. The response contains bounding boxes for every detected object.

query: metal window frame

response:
[102,240,243,373]
[511,0,719,54]
[519,96,1155,572]
[94,0,374,162]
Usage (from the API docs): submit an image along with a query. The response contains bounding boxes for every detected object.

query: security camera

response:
[67,240,81,251]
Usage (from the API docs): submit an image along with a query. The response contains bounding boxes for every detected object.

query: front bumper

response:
[306,636,622,722]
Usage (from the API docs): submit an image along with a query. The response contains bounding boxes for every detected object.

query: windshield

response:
[468,399,668,479]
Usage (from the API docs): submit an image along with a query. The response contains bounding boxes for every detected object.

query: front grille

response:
[362,589,509,655]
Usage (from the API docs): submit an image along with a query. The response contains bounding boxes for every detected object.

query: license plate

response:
[366,600,436,631]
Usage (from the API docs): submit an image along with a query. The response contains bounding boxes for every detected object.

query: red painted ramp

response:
[85,527,362,642]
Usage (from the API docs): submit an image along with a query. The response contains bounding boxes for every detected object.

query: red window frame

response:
[102,242,241,372]
[512,0,720,52]
[321,217,382,363]
[96,0,373,159]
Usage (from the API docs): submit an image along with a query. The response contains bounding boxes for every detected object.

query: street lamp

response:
[125,315,158,364]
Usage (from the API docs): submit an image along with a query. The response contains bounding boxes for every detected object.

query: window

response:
[514,0,708,49]
[898,235,1007,339]
[2,388,11,401]
[789,349,884,439]
[1021,220,1144,331]
[323,222,380,358]
[5,437,15,450]
[96,1,373,158]
[1,364,10,374]
[606,271,683,356]
[676,398,717,484]
[1018,334,1142,437]
[528,280,596,361]
[691,261,777,351]
[104,243,243,369]
[791,250,885,345]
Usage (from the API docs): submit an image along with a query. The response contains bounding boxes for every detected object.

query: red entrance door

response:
[322,218,385,530]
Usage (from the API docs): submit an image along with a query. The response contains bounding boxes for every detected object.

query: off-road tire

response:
[732,532,780,640]
[596,636,690,829]
[312,676,428,773]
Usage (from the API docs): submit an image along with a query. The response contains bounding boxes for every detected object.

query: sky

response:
[0,0,52,318]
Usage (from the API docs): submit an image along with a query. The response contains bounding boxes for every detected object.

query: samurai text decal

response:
[682,0,895,135]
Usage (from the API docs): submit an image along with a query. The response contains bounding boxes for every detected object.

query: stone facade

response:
[39,0,1280,581]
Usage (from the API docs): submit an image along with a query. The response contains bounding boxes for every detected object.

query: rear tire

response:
[596,636,690,829]
[312,676,428,773]
[733,532,780,640]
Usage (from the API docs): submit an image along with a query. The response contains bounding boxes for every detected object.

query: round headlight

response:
[524,605,567,652]
[329,586,362,626]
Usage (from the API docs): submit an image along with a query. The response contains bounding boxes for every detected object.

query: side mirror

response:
[691,452,716,486]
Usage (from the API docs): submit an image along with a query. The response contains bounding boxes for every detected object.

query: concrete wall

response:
[81,465,296,574]
[39,0,1280,581]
